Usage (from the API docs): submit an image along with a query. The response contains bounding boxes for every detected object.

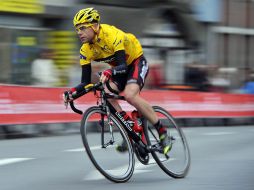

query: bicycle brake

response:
[64,101,69,109]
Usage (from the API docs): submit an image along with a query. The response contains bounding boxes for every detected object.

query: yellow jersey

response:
[79,24,143,67]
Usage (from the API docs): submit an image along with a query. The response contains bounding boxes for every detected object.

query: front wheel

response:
[80,106,135,183]
[144,106,191,178]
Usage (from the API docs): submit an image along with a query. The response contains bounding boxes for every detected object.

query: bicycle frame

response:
[69,83,148,150]
[68,82,191,180]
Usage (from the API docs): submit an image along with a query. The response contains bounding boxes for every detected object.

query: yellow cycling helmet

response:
[73,8,100,27]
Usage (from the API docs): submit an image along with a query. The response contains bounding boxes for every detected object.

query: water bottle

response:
[131,110,147,144]
[131,110,143,133]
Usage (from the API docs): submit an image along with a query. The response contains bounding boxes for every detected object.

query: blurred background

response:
[1,2,254,188]
[0,0,254,137]
[0,0,253,93]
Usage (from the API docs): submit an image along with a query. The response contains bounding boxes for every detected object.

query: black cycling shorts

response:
[111,55,149,92]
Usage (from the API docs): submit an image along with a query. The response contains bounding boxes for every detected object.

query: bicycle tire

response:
[80,106,135,183]
[144,106,191,178]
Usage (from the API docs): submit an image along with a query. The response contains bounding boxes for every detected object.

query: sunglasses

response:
[75,23,94,32]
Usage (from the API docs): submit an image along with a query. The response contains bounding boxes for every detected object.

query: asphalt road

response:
[1,126,254,190]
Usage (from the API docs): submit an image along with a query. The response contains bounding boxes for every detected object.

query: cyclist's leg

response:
[124,56,172,154]
[106,77,131,153]
[124,84,158,128]
[123,56,156,124]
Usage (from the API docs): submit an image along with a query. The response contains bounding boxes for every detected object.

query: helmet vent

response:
[78,13,85,21]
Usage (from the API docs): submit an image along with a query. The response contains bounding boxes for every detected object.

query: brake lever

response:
[64,101,69,109]
[63,92,69,109]
[97,71,102,77]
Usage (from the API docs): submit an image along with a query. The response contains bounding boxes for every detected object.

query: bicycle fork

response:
[99,112,115,148]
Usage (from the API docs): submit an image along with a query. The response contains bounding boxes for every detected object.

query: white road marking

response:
[83,158,176,181]
[84,168,152,181]
[203,132,236,136]
[83,165,152,181]
[0,158,35,166]
[64,147,85,152]
[64,145,116,152]
[83,161,155,181]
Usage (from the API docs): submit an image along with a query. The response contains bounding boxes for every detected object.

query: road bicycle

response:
[67,81,191,183]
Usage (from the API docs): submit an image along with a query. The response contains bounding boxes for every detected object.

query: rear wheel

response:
[144,106,191,178]
[80,106,135,183]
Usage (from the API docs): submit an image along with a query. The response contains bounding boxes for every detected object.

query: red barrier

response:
[0,85,254,125]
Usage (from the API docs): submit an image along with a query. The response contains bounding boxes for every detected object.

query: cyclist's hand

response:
[63,90,75,108]
[100,69,112,83]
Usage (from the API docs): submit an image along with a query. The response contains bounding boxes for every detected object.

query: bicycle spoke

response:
[144,106,191,178]
[80,107,135,182]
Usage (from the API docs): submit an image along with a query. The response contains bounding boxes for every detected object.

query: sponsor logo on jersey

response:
[95,55,115,64]
[140,60,148,83]
[80,54,86,60]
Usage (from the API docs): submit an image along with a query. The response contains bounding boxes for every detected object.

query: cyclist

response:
[63,7,171,154]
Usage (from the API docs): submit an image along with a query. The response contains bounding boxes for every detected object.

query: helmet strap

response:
[91,23,99,33]
[91,23,100,43]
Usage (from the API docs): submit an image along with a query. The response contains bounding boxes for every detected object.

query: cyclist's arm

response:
[110,31,127,75]
[72,64,92,93]
[81,64,91,84]
[112,50,128,75]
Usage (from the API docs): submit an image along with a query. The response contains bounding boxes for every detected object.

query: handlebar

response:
[68,80,124,115]
[70,101,83,115]
[68,82,103,115]
[105,81,119,95]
